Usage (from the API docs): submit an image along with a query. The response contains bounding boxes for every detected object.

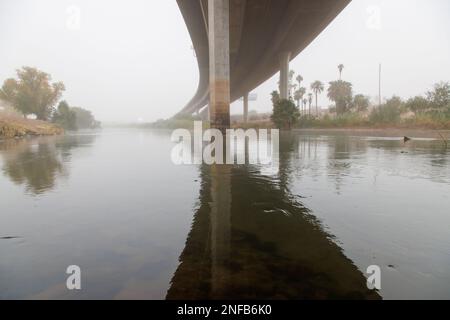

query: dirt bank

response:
[0,114,64,138]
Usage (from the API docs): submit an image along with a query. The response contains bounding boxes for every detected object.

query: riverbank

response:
[234,115,450,130]
[293,128,450,140]
[236,121,449,140]
[0,113,64,139]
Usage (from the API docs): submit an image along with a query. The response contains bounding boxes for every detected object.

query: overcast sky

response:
[1,0,449,123]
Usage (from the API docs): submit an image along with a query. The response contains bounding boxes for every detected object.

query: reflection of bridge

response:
[166,136,380,300]
[176,0,350,127]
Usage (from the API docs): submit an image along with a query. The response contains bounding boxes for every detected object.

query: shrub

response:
[405,96,429,115]
[370,96,402,124]
[271,99,300,129]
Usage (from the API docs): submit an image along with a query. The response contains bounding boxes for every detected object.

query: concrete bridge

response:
[176,0,350,128]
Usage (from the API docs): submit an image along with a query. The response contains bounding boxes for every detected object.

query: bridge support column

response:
[243,93,249,123]
[208,0,230,131]
[279,52,291,100]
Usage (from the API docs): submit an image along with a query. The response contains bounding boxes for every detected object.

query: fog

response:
[1,0,449,123]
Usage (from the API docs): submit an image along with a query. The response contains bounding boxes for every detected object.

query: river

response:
[0,129,449,299]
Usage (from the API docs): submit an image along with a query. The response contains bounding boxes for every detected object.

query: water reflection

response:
[291,134,450,194]
[0,135,96,195]
[1,130,448,299]
[167,137,380,300]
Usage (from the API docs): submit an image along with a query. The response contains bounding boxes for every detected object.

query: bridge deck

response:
[176,0,350,116]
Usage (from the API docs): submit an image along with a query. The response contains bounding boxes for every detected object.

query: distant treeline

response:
[271,64,450,129]
[296,82,450,129]
[52,101,101,130]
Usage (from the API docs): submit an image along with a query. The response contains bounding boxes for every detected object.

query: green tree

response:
[271,91,280,106]
[72,107,100,129]
[0,67,65,120]
[327,80,353,115]
[52,101,77,130]
[294,87,306,109]
[405,96,429,116]
[311,81,324,116]
[427,82,450,112]
[271,99,300,130]
[352,94,370,112]
[370,96,402,123]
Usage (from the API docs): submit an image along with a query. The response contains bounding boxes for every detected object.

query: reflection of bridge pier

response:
[166,154,380,300]
[209,164,232,298]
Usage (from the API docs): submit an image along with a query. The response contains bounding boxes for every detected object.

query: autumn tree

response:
[0,67,65,120]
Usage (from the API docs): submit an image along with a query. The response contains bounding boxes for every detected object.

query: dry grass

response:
[0,112,64,138]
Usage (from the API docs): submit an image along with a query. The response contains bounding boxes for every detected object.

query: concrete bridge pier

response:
[279,52,291,100]
[208,0,231,131]
[243,93,249,123]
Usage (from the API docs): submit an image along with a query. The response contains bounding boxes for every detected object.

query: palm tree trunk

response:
[315,92,318,117]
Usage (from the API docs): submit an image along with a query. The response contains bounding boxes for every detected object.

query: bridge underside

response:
[176,0,350,116]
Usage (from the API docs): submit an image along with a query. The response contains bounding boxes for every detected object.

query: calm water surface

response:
[0,129,449,299]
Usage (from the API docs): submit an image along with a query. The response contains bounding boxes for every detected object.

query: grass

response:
[136,111,450,131]
[296,113,450,130]
[401,114,450,130]
[298,114,370,129]
[0,112,64,138]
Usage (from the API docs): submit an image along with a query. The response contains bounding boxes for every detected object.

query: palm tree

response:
[302,98,308,116]
[294,87,306,113]
[294,91,301,108]
[338,64,344,80]
[288,70,297,98]
[308,93,313,116]
[327,80,353,115]
[296,75,303,88]
[311,81,324,116]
